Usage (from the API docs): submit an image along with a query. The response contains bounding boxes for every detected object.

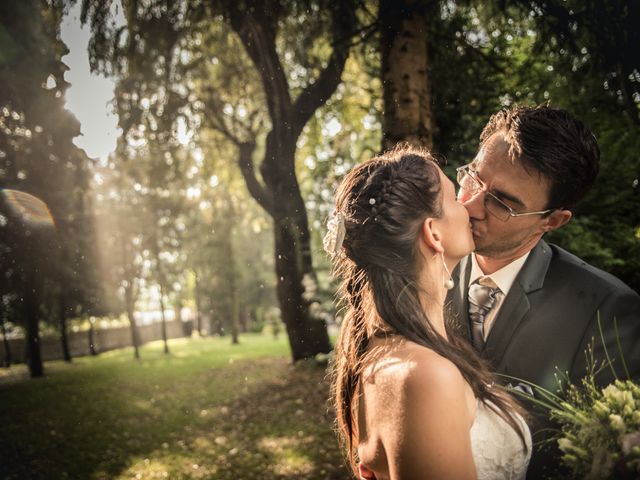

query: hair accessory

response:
[441,253,455,290]
[368,198,376,205]
[323,210,346,257]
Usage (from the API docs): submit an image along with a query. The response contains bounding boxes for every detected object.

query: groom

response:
[448,105,640,478]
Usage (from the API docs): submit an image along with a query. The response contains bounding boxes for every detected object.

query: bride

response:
[326,146,531,479]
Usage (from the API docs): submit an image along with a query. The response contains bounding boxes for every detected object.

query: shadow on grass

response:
[0,336,350,480]
[182,359,351,480]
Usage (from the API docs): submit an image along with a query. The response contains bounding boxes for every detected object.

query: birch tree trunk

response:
[380,0,435,150]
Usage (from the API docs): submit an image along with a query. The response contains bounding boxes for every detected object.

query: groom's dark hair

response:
[481,105,600,210]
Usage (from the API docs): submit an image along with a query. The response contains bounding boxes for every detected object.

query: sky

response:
[60,3,119,162]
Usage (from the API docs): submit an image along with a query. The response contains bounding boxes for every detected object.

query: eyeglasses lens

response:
[458,169,479,194]
[459,168,511,222]
[484,195,511,221]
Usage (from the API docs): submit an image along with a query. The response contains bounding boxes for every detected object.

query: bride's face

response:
[435,168,475,261]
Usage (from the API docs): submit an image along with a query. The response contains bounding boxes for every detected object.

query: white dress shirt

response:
[468,252,531,340]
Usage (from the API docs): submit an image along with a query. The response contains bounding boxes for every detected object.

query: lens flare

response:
[1,189,55,227]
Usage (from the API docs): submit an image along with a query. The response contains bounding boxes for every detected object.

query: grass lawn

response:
[0,334,351,480]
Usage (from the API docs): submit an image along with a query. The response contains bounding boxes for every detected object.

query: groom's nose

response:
[460,190,486,220]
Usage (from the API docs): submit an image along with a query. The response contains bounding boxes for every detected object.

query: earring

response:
[441,253,455,290]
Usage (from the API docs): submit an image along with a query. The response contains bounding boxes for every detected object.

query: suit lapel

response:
[482,240,553,366]
[447,255,472,339]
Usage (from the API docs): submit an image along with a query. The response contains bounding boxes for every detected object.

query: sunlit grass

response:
[0,334,349,480]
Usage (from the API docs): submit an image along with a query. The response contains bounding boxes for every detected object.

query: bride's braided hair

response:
[330,145,528,475]
[368,176,393,221]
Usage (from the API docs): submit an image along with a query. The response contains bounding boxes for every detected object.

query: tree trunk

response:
[228,277,240,345]
[117,227,141,358]
[380,0,434,150]
[87,316,97,356]
[59,292,72,362]
[174,298,190,339]
[1,306,12,368]
[124,281,140,360]
[223,0,356,361]
[150,231,170,354]
[158,283,169,354]
[24,266,44,377]
[209,310,223,336]
[265,138,331,359]
[273,209,331,360]
[258,149,333,358]
[224,196,240,345]
[240,308,250,333]
[174,299,183,323]
[193,271,203,336]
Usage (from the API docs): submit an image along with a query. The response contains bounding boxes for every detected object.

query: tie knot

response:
[468,280,501,310]
[477,276,498,289]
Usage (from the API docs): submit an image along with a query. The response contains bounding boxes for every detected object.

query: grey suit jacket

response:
[450,239,640,389]
[448,239,640,478]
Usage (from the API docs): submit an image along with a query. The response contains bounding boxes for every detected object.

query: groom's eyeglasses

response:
[456,164,553,222]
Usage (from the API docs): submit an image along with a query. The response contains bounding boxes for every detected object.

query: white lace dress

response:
[470,400,532,480]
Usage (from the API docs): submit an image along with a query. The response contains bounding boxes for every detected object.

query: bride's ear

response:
[420,218,444,254]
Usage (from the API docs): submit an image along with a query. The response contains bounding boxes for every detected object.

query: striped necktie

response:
[468,277,501,350]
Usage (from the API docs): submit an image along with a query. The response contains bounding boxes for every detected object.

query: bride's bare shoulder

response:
[362,337,468,406]
[358,337,477,478]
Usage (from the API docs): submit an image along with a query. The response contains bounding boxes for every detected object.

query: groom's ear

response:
[420,217,444,253]
[541,209,572,233]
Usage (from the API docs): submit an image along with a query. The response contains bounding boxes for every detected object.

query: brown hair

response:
[481,105,600,209]
[329,145,527,474]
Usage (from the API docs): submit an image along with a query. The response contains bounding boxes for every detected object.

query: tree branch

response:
[291,1,358,135]
[222,0,293,131]
[237,140,274,214]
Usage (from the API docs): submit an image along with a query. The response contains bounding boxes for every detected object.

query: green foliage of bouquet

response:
[507,317,640,480]
[552,378,640,479]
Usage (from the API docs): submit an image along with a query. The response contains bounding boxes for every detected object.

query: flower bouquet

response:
[507,317,640,480]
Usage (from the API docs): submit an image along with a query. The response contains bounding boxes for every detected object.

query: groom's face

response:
[458,133,552,259]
